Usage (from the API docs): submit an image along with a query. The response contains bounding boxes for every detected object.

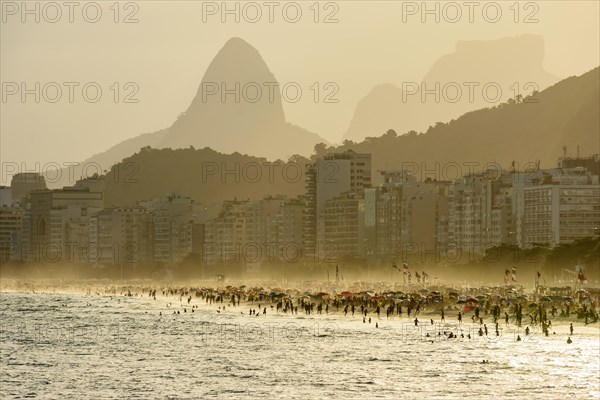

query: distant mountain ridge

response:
[83,34,559,176]
[344,34,560,142]
[97,66,599,207]
[99,147,308,208]
[335,66,599,180]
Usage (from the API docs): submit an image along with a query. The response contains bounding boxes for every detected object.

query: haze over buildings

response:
[2,152,598,269]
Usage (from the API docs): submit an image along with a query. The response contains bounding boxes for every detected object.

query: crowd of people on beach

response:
[4,280,598,344]
[120,282,600,344]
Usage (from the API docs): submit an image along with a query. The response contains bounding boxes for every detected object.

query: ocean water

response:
[1,291,599,399]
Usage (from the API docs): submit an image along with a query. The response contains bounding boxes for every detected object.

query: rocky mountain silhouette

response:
[60,38,326,188]
[344,35,560,142]
[96,67,598,207]
[333,66,599,180]
[159,37,324,158]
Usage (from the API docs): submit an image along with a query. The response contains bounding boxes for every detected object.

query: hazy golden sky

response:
[1,1,599,177]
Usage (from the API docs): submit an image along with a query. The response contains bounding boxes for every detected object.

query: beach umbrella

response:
[562,296,575,304]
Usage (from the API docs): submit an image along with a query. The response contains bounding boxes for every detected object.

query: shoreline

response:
[2,283,599,333]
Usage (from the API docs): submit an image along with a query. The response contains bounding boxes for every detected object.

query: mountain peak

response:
[221,36,255,50]
[210,37,268,73]
[157,38,325,159]
[344,35,559,142]
[452,34,546,67]
[455,34,544,51]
